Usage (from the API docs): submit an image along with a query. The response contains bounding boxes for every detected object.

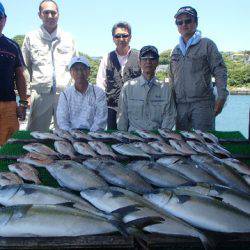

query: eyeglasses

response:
[0,15,5,21]
[113,34,130,39]
[140,57,158,61]
[42,10,58,16]
[176,18,193,26]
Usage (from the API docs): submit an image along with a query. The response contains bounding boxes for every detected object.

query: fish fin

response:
[111,204,142,218]
[56,202,76,208]
[175,195,191,204]
[197,230,216,250]
[125,216,164,229]
[109,219,129,237]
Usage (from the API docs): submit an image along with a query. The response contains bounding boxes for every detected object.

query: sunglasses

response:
[0,15,5,20]
[176,18,193,26]
[113,34,130,39]
[42,10,58,16]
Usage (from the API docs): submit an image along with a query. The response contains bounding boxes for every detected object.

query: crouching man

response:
[56,56,107,131]
[117,45,176,131]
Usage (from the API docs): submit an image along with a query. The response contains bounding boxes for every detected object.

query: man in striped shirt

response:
[56,56,107,131]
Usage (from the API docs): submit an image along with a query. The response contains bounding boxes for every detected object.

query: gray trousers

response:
[176,100,215,132]
[27,90,59,131]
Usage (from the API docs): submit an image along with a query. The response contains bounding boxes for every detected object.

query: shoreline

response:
[229,87,250,95]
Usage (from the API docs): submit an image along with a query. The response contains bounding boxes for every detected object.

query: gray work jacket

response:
[169,38,229,104]
[117,75,176,131]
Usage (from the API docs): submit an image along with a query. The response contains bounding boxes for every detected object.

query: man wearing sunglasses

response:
[22,0,76,131]
[96,21,141,130]
[170,6,228,132]
[117,46,176,131]
[0,2,27,145]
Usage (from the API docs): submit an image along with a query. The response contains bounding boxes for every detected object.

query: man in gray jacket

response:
[170,6,229,131]
[117,46,176,131]
[22,0,76,131]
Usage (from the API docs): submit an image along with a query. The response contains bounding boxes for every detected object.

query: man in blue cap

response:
[0,2,27,145]
[117,45,176,131]
[169,6,229,131]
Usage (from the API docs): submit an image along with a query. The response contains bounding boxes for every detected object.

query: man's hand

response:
[214,99,225,116]
[17,106,27,121]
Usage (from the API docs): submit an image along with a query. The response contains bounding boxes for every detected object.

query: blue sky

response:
[1,0,249,56]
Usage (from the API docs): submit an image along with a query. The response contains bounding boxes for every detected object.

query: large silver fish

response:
[194,130,219,144]
[8,163,41,184]
[159,160,221,184]
[0,172,23,186]
[132,142,164,156]
[135,130,163,141]
[111,131,144,142]
[127,161,192,188]
[221,158,250,176]
[186,140,212,155]
[73,142,97,157]
[149,141,183,155]
[69,129,92,141]
[110,187,211,249]
[111,143,151,159]
[54,140,76,159]
[17,152,55,167]
[46,160,108,191]
[169,139,197,155]
[53,128,74,142]
[175,183,250,215]
[191,155,250,194]
[30,131,63,141]
[0,204,119,237]
[83,159,153,194]
[157,156,187,166]
[205,142,231,157]
[88,131,123,142]
[88,141,117,159]
[23,143,58,156]
[80,187,163,225]
[158,129,182,141]
[144,189,250,233]
[0,184,102,215]
[180,131,206,144]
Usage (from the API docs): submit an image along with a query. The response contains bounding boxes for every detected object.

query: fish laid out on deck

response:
[1,128,250,245]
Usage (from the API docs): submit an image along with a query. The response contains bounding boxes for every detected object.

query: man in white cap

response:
[22,0,76,131]
[56,56,107,131]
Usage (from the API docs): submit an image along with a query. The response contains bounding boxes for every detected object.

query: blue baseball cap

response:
[0,2,6,17]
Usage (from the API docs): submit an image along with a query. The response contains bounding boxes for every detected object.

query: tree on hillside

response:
[12,35,25,47]
[79,52,101,84]
[159,49,171,65]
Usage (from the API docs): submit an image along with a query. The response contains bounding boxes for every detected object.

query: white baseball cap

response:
[68,56,90,70]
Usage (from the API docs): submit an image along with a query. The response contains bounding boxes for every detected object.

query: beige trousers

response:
[27,91,59,131]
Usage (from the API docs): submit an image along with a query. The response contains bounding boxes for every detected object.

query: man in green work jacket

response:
[170,6,229,132]
[117,45,176,131]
